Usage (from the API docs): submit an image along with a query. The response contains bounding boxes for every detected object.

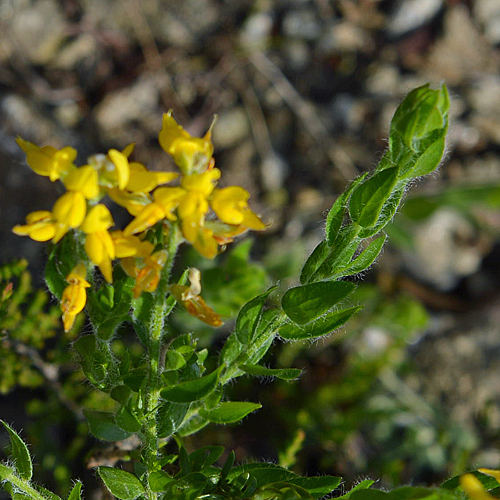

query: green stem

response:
[141,224,182,497]
[3,471,47,500]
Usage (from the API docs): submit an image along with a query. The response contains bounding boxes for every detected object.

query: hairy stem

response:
[141,224,182,497]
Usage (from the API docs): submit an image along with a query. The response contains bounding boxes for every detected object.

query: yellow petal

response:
[61,284,87,332]
[66,264,90,287]
[12,217,56,242]
[16,137,76,180]
[63,166,100,199]
[81,204,114,234]
[153,187,186,216]
[460,474,495,500]
[124,202,166,235]
[158,111,214,174]
[108,149,130,190]
[122,143,135,158]
[177,191,209,221]
[12,211,56,241]
[85,232,115,283]
[180,169,220,196]
[107,188,151,216]
[52,192,86,229]
[193,227,219,259]
[126,162,179,193]
[211,186,266,230]
[111,231,154,259]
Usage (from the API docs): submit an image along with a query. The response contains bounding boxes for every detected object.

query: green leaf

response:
[122,370,147,392]
[349,167,399,228]
[110,385,131,405]
[115,405,142,433]
[1,421,32,480]
[220,288,277,366]
[278,306,362,340]
[97,467,145,500]
[288,476,342,499]
[235,288,276,345]
[390,84,449,149]
[300,241,330,285]
[358,185,405,239]
[199,402,262,424]
[350,491,388,500]
[157,401,189,438]
[240,364,302,381]
[309,226,360,283]
[282,281,355,325]
[189,446,225,471]
[45,237,81,300]
[67,481,83,500]
[35,485,61,500]
[325,172,369,246]
[403,129,447,178]
[160,366,223,403]
[83,409,132,442]
[148,471,175,493]
[165,350,187,371]
[441,470,499,491]
[87,278,134,341]
[177,415,210,437]
[228,463,298,487]
[337,480,375,499]
[335,234,387,278]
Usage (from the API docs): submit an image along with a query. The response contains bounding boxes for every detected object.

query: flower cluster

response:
[13,112,265,330]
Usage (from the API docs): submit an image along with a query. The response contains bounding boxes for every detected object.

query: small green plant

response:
[2,84,496,500]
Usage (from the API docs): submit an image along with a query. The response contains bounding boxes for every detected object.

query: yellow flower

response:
[86,148,130,190]
[111,231,154,259]
[210,186,266,230]
[126,162,178,193]
[123,187,185,235]
[169,268,223,326]
[121,250,168,298]
[81,205,115,283]
[159,111,215,174]
[12,211,56,242]
[107,188,152,216]
[460,474,495,500]
[61,263,90,332]
[16,137,76,181]
[63,165,100,200]
[52,191,87,243]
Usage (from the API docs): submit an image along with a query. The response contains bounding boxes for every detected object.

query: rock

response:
[10,0,66,64]
[474,0,500,45]
[282,8,322,41]
[405,208,483,291]
[94,75,163,143]
[260,152,288,192]
[240,11,274,50]
[1,95,55,142]
[53,34,99,70]
[212,107,250,149]
[425,5,497,84]
[319,21,369,53]
[365,64,400,96]
[386,0,443,38]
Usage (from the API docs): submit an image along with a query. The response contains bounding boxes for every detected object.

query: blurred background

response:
[1,0,500,496]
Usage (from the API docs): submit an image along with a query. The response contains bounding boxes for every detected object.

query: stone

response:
[386,0,443,37]
[10,0,66,64]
